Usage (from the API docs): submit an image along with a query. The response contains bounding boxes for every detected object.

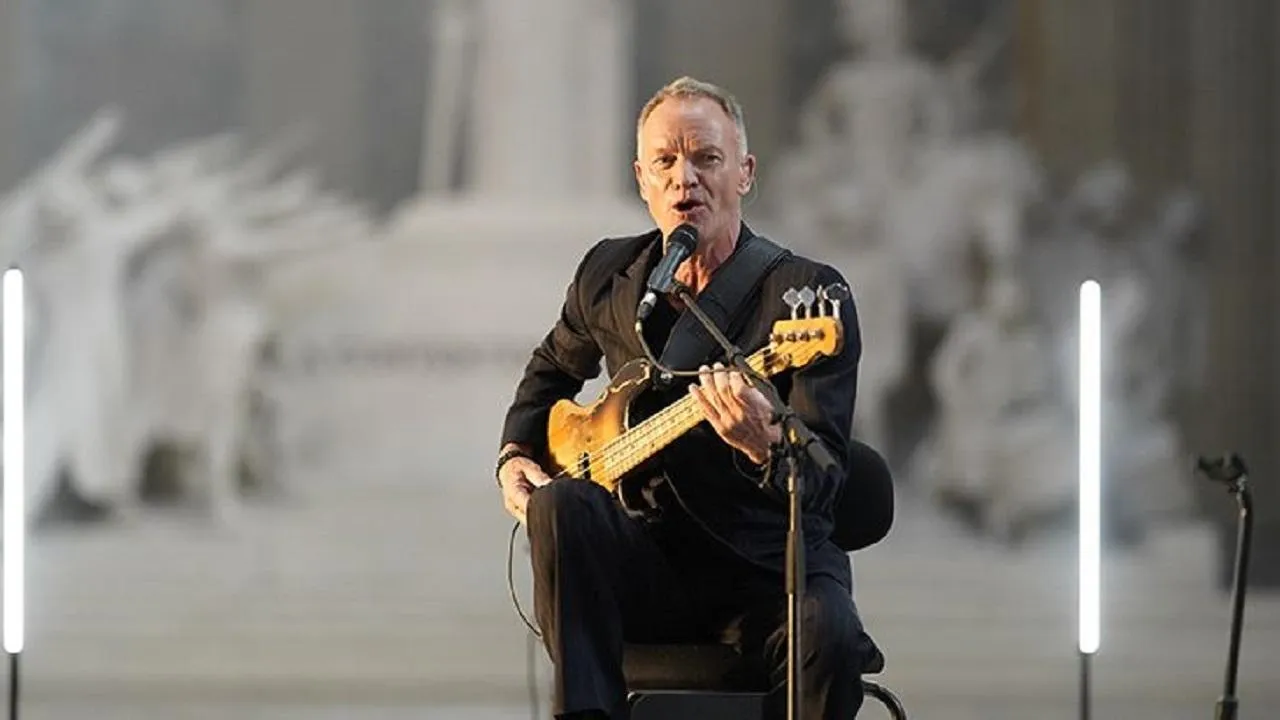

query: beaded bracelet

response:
[495,447,533,486]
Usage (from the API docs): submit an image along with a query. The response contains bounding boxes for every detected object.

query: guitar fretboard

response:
[581,348,779,485]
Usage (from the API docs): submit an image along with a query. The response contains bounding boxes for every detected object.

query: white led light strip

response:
[4,268,25,656]
[1078,279,1101,656]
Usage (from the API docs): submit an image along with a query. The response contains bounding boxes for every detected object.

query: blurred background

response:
[0,0,1278,718]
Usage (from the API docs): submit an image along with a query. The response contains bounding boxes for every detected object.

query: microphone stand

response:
[1196,454,1254,720]
[670,285,839,720]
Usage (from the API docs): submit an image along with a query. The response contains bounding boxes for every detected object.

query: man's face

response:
[634,96,755,244]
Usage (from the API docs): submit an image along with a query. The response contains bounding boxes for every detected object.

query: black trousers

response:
[527,478,873,720]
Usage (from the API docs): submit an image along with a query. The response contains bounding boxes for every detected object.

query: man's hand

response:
[688,362,782,465]
[498,444,552,525]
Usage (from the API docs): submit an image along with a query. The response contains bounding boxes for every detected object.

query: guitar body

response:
[545,358,654,493]
[541,284,848,499]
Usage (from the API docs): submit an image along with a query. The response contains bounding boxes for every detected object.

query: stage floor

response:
[14,365,1280,719]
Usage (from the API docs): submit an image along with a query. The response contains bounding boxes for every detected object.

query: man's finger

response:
[690,384,723,426]
[525,465,552,487]
[512,488,531,521]
[695,371,726,414]
[710,363,733,397]
[726,370,749,399]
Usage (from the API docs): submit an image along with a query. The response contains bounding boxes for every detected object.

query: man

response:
[497,77,878,719]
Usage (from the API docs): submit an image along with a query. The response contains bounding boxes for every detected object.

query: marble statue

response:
[0,109,373,528]
[776,0,954,243]
[0,111,184,522]
[770,0,1045,466]
[885,134,1043,323]
[770,0,963,450]
[1102,189,1206,530]
[923,270,1075,544]
[841,236,909,454]
[1016,163,1204,541]
[115,133,373,524]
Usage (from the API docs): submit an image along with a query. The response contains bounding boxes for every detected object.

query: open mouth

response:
[674,199,705,213]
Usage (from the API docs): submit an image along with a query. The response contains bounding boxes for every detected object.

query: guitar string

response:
[587,357,767,480]
[591,349,782,478]
[572,349,781,482]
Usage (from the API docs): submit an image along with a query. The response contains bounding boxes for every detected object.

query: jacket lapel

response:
[608,229,663,360]
[657,222,759,370]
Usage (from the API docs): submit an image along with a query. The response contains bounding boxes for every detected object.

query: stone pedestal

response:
[273,197,649,350]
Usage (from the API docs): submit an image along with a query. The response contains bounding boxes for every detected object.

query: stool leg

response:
[861,679,908,720]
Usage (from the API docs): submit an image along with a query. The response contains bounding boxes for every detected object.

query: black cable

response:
[507,521,542,719]
[632,292,773,394]
[526,620,540,720]
[507,521,541,638]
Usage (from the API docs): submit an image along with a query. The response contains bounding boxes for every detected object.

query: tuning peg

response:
[782,287,802,320]
[796,286,817,318]
[818,283,850,319]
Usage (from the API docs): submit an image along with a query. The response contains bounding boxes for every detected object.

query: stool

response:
[624,641,907,719]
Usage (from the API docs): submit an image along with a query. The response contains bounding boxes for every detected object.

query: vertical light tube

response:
[3,268,25,655]
[1078,279,1101,656]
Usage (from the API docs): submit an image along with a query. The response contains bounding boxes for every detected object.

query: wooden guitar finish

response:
[545,358,662,492]
[543,285,847,494]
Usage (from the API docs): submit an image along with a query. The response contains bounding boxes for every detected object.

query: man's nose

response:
[672,157,699,188]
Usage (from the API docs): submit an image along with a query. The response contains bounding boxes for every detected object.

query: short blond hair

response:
[635,76,749,160]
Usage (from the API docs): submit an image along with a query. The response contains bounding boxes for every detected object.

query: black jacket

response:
[500,223,863,585]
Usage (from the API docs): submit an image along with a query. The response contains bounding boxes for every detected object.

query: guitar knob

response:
[818,284,850,319]
[796,286,817,318]
[782,287,802,320]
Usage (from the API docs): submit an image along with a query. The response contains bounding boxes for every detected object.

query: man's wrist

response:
[745,427,784,465]
[495,444,533,485]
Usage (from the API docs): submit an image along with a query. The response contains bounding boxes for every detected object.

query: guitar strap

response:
[657,231,792,372]
[618,230,790,520]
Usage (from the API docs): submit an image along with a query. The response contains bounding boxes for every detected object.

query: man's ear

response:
[739,154,757,195]
[633,160,646,201]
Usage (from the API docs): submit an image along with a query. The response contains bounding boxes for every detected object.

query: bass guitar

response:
[544,283,848,493]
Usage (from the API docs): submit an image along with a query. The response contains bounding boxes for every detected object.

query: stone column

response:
[0,0,20,192]
[467,0,580,198]
[1114,0,1192,193]
[421,0,476,194]
[241,0,370,199]
[573,0,633,198]
[1187,0,1279,587]
[1019,0,1121,181]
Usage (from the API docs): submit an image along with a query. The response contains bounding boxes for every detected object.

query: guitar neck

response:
[589,348,777,485]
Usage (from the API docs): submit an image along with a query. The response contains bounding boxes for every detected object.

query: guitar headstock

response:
[762,283,849,373]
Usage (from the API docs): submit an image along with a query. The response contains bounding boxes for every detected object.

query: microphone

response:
[1196,453,1248,486]
[637,224,698,321]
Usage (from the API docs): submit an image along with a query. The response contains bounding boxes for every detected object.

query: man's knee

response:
[803,582,871,675]
[527,478,614,538]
